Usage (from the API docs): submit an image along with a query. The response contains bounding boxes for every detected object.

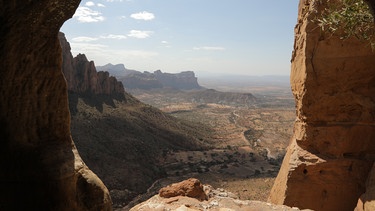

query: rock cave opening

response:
[2,0,375,210]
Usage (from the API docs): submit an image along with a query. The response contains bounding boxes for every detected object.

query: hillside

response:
[59,32,214,206]
[130,88,257,108]
[70,96,214,206]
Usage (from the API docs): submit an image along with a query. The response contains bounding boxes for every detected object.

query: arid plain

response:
[125,76,295,206]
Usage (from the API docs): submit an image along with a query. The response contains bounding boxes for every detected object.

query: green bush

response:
[317,0,375,47]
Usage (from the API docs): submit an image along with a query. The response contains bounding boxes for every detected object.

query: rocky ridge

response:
[60,33,125,97]
[121,71,164,90]
[154,70,201,90]
[97,63,202,90]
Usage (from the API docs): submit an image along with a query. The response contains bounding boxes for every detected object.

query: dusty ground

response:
[125,85,295,208]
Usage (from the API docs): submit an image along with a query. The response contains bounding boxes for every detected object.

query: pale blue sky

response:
[61,0,299,76]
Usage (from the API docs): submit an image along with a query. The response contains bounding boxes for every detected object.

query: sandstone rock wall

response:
[0,1,111,210]
[60,33,125,97]
[269,1,375,210]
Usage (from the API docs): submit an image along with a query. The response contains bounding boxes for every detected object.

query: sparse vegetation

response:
[69,95,215,207]
[317,0,375,47]
[127,84,295,205]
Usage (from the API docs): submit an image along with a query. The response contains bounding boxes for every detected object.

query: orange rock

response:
[159,178,207,201]
[269,1,375,211]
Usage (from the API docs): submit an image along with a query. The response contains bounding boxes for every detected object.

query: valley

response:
[123,82,295,209]
[61,36,295,209]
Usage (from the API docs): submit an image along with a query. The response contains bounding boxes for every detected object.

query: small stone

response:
[210,200,219,206]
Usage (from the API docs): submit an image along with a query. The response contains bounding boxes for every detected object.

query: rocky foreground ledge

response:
[128,178,311,211]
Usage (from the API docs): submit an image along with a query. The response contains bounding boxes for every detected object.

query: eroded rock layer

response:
[0,1,111,210]
[60,33,125,97]
[269,1,375,211]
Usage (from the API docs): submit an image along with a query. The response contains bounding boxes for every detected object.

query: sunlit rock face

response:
[269,0,375,211]
[0,1,112,210]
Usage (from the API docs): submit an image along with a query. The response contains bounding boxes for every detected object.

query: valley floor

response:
[124,86,295,209]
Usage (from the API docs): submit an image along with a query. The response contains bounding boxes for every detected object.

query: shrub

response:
[317,0,375,47]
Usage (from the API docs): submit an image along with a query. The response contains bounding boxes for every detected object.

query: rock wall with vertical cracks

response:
[0,1,112,210]
[269,1,375,211]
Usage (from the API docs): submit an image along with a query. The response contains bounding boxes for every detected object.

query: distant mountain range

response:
[96,63,202,90]
[96,63,139,77]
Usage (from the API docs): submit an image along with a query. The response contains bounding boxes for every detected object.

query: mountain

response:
[59,32,214,206]
[59,32,127,113]
[96,63,139,77]
[121,71,164,89]
[153,70,202,90]
[97,63,202,90]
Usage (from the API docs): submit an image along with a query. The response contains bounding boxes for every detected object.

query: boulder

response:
[159,178,207,201]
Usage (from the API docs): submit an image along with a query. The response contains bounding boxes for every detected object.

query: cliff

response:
[122,72,163,89]
[121,70,202,90]
[269,1,375,211]
[59,33,125,97]
[97,64,202,90]
[154,70,202,90]
[59,32,126,113]
[0,1,111,210]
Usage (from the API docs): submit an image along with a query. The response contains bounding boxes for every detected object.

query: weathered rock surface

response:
[0,1,111,210]
[356,163,375,211]
[60,32,126,113]
[60,33,125,97]
[159,178,207,201]
[130,178,310,211]
[269,1,375,211]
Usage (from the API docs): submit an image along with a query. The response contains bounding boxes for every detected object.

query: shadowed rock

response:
[60,32,126,113]
[0,1,112,210]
